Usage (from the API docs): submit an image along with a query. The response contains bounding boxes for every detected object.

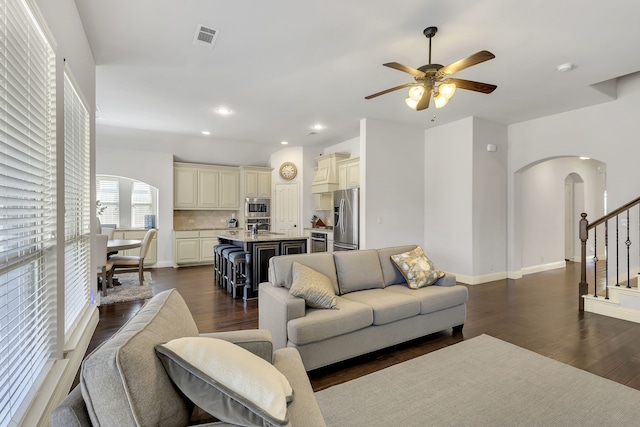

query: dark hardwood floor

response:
[88,261,640,392]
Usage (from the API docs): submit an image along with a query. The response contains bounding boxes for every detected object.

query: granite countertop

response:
[175,227,239,231]
[217,230,308,242]
[303,227,333,233]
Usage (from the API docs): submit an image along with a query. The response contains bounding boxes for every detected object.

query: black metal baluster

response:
[605,220,609,300]
[626,209,632,288]
[593,228,598,298]
[616,215,620,286]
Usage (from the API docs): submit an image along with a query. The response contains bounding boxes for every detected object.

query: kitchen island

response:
[216,230,308,299]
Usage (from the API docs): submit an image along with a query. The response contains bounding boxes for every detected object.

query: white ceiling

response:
[74,0,640,149]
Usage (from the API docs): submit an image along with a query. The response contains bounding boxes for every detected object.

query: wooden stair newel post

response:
[579,213,589,311]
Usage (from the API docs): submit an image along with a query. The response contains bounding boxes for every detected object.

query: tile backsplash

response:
[173,210,238,230]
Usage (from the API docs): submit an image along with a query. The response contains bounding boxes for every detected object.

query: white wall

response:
[323,136,360,157]
[424,118,473,275]
[508,72,640,275]
[471,118,508,281]
[361,118,425,249]
[518,158,604,271]
[96,146,175,267]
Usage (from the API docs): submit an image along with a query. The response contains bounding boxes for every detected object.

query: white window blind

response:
[0,0,57,423]
[63,72,90,336]
[96,178,119,226]
[131,181,152,228]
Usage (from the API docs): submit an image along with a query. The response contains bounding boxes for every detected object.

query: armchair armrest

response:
[199,329,273,363]
[258,282,306,350]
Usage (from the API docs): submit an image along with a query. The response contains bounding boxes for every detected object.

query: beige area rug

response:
[100,271,153,305]
[316,334,640,426]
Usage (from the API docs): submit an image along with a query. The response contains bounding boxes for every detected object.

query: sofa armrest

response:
[50,386,91,427]
[272,348,327,427]
[259,282,306,350]
[199,329,273,363]
[434,273,457,287]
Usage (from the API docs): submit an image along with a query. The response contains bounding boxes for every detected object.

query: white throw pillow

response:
[289,261,338,309]
[155,337,292,427]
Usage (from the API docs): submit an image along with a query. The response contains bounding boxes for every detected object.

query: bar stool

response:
[228,250,248,298]
[221,247,245,292]
[214,244,236,286]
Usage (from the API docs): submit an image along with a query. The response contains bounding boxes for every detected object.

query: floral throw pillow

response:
[390,246,445,289]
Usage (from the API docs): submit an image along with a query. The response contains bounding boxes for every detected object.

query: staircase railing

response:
[579,196,640,311]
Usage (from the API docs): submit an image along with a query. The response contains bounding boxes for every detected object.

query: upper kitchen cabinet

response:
[311,152,350,194]
[240,166,273,199]
[338,157,360,189]
[174,162,240,210]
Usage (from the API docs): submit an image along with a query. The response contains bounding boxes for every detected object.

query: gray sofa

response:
[259,245,469,371]
[50,289,326,427]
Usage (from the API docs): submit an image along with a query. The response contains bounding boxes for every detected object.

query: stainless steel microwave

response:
[245,198,270,218]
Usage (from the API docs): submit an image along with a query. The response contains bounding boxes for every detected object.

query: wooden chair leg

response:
[139,262,144,285]
[101,268,108,296]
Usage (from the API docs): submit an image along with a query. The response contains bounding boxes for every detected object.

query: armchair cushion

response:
[156,337,293,427]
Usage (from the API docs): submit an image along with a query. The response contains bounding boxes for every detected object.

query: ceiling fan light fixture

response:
[408,85,425,101]
[433,92,449,109]
[439,82,457,99]
[405,97,419,110]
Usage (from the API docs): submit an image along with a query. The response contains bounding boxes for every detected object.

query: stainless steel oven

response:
[245,198,270,218]
[310,232,328,253]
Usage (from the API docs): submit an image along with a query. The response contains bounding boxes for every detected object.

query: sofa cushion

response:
[287,297,373,345]
[155,337,292,427]
[390,246,445,289]
[377,245,418,286]
[80,289,199,427]
[333,250,385,294]
[269,252,339,294]
[341,289,421,325]
[384,284,469,314]
[289,261,337,309]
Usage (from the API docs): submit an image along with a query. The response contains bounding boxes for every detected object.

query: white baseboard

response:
[154,260,175,268]
[521,260,566,276]
[455,271,508,285]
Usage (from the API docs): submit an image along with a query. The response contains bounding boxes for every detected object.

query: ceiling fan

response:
[365,26,497,110]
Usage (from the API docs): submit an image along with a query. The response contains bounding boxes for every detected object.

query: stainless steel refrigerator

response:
[333,188,359,251]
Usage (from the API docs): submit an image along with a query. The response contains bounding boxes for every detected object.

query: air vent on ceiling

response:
[193,24,219,49]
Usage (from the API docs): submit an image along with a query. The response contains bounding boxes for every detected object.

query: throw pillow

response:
[155,337,293,427]
[390,246,445,289]
[289,261,338,309]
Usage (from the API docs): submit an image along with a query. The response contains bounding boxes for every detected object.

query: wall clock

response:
[279,162,297,180]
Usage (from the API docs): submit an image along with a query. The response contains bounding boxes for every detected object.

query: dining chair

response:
[110,228,157,286]
[96,234,114,296]
[100,226,115,239]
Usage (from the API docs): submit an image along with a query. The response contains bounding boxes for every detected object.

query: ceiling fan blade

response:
[444,78,497,94]
[383,62,425,77]
[416,88,432,111]
[365,82,415,99]
[437,50,495,77]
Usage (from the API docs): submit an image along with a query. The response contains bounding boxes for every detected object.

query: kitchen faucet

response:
[250,222,270,236]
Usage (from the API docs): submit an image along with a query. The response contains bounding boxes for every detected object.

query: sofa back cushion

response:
[269,252,339,293]
[80,289,199,427]
[377,245,418,286]
[334,250,385,294]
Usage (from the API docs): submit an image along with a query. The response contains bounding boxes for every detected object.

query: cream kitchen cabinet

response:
[241,166,272,199]
[313,193,332,211]
[174,162,240,210]
[174,230,219,266]
[338,157,360,190]
[112,229,157,265]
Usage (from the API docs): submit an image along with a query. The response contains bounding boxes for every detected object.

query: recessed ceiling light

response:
[281,141,289,145]
[579,156,590,160]
[556,63,574,72]
[311,123,325,131]
[215,107,233,116]
[201,131,211,135]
